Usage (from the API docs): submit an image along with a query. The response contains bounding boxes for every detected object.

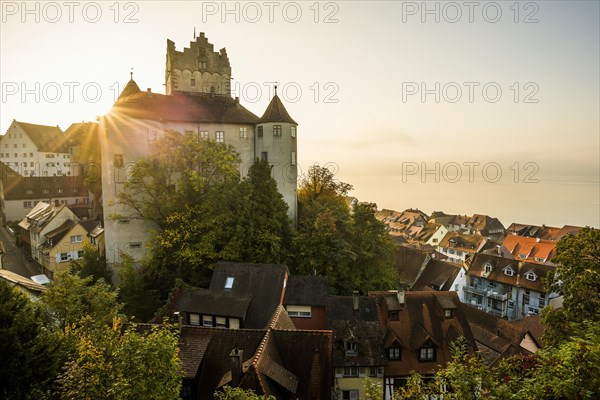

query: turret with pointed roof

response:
[258,94,297,125]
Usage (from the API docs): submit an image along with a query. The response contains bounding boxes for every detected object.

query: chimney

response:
[235,96,239,103]
[54,199,60,207]
[229,347,243,386]
[397,289,405,305]
[352,291,359,312]
[147,88,152,93]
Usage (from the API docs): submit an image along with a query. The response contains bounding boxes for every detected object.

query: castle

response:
[100,33,298,265]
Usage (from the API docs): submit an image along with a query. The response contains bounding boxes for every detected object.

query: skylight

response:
[225,276,234,289]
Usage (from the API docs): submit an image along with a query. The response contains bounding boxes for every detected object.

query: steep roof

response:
[257,94,297,124]
[2,175,87,201]
[110,82,258,124]
[327,296,387,367]
[439,231,486,252]
[412,259,462,292]
[283,275,328,306]
[39,219,77,251]
[14,121,68,153]
[395,245,430,287]
[502,235,556,265]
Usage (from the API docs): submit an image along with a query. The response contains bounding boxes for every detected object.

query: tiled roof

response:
[395,245,430,287]
[13,121,68,153]
[257,94,297,124]
[502,235,556,265]
[439,231,486,252]
[39,219,77,250]
[110,82,258,124]
[411,259,461,292]
[283,275,328,306]
[0,269,46,294]
[180,289,252,319]
[2,175,87,201]
[371,291,476,377]
[327,295,387,367]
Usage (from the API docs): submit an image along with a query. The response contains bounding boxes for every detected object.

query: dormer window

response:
[224,276,234,289]
[387,346,401,360]
[419,344,436,362]
[525,271,537,281]
[388,311,398,320]
[345,341,357,357]
[444,309,452,318]
[504,267,514,277]
[484,263,493,274]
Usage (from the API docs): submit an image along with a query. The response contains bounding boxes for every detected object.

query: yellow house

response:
[39,219,103,279]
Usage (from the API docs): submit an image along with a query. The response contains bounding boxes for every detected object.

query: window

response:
[518,254,526,260]
[202,315,213,327]
[239,127,247,138]
[538,293,546,308]
[444,309,452,318]
[23,201,32,209]
[525,271,537,281]
[29,153,33,157]
[257,126,263,138]
[118,219,130,224]
[369,367,377,377]
[189,313,200,326]
[73,187,79,193]
[129,242,142,249]
[260,151,268,162]
[388,311,398,320]
[216,317,227,328]
[57,188,63,194]
[215,131,224,143]
[388,347,401,360]
[291,126,296,138]
[191,78,196,86]
[273,125,282,137]
[345,341,357,357]
[23,153,27,157]
[60,253,69,262]
[419,345,436,362]
[343,367,358,377]
[225,276,234,289]
[200,131,209,140]
[535,257,545,263]
[26,189,33,194]
[77,250,84,258]
[291,151,296,166]
[30,162,33,167]
[70,235,82,243]
[484,263,493,274]
[229,318,240,329]
[46,154,54,158]
[114,154,124,168]
[23,143,26,148]
[287,305,311,317]
[504,267,514,276]
[341,390,359,400]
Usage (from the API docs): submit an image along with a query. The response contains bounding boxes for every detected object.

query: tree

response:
[70,243,111,285]
[42,271,121,330]
[117,255,162,322]
[214,386,275,400]
[542,227,600,346]
[58,318,182,400]
[0,280,61,399]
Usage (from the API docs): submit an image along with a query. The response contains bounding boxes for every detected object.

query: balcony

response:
[487,308,508,318]
[487,291,509,301]
[463,285,486,295]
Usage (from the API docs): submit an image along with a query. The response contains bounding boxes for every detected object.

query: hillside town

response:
[1,32,598,400]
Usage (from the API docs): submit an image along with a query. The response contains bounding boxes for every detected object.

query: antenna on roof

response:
[274,81,279,96]
[130,67,133,80]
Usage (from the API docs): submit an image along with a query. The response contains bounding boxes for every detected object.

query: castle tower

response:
[256,89,298,223]
[166,32,231,96]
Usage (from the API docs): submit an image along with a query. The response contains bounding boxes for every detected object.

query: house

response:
[179,305,333,399]
[177,262,289,329]
[1,172,89,223]
[507,222,582,242]
[463,253,558,319]
[437,231,486,264]
[369,290,477,399]
[283,275,328,330]
[424,223,448,247]
[375,208,429,241]
[37,219,103,279]
[101,32,298,266]
[328,294,387,400]
[502,235,556,265]
[17,201,80,274]
[0,269,46,298]
[0,120,75,177]
[430,212,505,241]
[459,303,540,365]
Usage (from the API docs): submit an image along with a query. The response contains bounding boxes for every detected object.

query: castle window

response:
[261,152,268,162]
[273,125,282,137]
[291,151,296,166]
[191,78,196,86]
[291,126,296,138]
[114,154,124,168]
[239,127,247,139]
[257,126,263,138]
[215,131,224,143]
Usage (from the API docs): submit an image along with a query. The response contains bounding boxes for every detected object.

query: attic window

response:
[388,347,401,360]
[484,263,492,274]
[287,305,311,318]
[224,276,234,289]
[419,344,436,362]
[189,313,200,326]
[525,271,537,281]
[504,267,514,277]
[345,341,357,357]
[444,309,452,318]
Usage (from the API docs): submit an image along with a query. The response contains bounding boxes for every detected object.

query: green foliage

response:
[542,227,600,346]
[117,256,162,321]
[214,386,275,400]
[0,280,61,399]
[70,243,111,285]
[42,271,121,330]
[292,165,397,294]
[58,319,182,400]
[363,377,383,400]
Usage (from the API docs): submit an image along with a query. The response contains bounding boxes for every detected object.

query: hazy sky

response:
[1,1,599,227]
